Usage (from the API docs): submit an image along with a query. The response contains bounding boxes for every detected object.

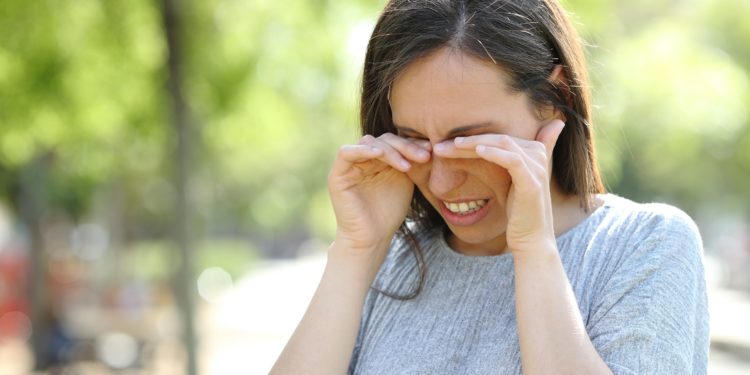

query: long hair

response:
[361,0,605,299]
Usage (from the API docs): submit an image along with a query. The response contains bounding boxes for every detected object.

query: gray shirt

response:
[348,194,709,374]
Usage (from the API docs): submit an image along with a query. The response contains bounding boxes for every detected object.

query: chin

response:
[447,224,507,247]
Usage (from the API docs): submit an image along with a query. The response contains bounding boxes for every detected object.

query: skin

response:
[389,47,588,256]
[272,47,612,374]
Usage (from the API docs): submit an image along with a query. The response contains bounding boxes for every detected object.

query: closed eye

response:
[396,131,427,142]
[395,123,497,142]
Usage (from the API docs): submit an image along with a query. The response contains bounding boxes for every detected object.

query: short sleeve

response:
[585,207,710,374]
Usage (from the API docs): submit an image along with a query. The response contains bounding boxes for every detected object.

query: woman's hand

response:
[433,119,565,255]
[329,133,431,253]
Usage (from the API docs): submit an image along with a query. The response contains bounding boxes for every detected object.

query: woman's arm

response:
[270,241,387,375]
[440,119,613,373]
[271,134,430,374]
[513,247,613,375]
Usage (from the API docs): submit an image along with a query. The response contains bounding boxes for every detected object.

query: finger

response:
[367,137,415,172]
[378,133,431,163]
[475,145,538,191]
[453,133,506,148]
[534,119,565,160]
[361,134,428,172]
[412,139,432,153]
[454,133,548,168]
[438,135,540,169]
[454,133,542,154]
[358,134,376,146]
[433,140,479,159]
[332,144,384,175]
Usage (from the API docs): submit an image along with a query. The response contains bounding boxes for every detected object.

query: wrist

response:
[511,238,560,265]
[332,230,392,256]
[327,240,390,283]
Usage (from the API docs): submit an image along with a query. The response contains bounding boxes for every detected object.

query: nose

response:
[427,156,466,198]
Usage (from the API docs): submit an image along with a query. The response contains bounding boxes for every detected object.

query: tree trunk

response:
[161,0,198,374]
[20,154,50,370]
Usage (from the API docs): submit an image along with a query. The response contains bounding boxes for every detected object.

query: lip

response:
[438,198,491,226]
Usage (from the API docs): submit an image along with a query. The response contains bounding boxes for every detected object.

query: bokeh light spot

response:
[197,267,233,303]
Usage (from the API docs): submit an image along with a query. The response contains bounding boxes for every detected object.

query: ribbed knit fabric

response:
[348,194,709,374]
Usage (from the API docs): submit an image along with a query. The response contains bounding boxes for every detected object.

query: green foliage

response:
[1,0,748,251]
[196,239,259,278]
[569,0,750,213]
[125,240,257,281]
[0,0,166,220]
[177,0,379,238]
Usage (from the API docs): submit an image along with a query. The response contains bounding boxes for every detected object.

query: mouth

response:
[442,199,489,215]
[439,198,491,226]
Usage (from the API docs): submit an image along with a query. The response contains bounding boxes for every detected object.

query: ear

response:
[546,64,571,122]
[549,64,566,85]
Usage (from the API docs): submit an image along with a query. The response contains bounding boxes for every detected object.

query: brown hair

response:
[361,0,605,299]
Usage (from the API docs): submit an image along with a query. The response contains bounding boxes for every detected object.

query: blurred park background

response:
[0,0,749,373]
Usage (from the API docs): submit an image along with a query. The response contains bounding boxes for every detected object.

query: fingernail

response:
[400,160,411,169]
[454,137,465,144]
[476,145,487,153]
[434,143,447,153]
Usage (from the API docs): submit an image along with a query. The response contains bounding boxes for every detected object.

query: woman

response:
[272,0,709,374]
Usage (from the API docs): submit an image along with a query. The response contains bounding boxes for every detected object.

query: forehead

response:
[390,48,533,137]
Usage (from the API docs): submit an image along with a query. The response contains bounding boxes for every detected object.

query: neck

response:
[550,181,601,237]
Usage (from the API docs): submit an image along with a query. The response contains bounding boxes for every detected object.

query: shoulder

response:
[596,194,704,268]
[601,194,702,248]
[584,199,710,374]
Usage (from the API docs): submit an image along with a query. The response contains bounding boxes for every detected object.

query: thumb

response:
[535,119,566,160]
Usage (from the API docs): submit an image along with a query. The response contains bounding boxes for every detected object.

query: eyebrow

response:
[395,123,494,138]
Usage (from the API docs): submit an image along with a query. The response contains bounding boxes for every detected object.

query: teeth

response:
[443,199,487,215]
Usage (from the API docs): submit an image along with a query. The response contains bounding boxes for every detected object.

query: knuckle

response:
[534,149,547,161]
[407,142,423,153]
[507,154,523,166]
[490,134,508,148]
[496,134,511,146]
[532,141,546,153]
[359,134,375,145]
[527,179,543,193]
[530,161,547,175]
[378,132,395,141]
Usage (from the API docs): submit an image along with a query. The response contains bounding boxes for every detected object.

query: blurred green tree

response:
[0,0,167,368]
[1,0,749,370]
[0,0,747,253]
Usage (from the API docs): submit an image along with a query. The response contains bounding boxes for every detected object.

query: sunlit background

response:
[0,0,748,373]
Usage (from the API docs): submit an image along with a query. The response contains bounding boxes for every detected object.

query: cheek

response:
[406,163,430,187]
[467,160,512,194]
[406,159,512,195]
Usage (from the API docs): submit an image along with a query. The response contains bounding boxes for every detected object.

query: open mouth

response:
[442,199,489,215]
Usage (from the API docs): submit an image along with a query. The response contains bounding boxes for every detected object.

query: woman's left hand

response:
[434,119,566,255]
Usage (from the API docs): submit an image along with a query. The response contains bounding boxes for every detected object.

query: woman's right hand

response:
[328,133,431,253]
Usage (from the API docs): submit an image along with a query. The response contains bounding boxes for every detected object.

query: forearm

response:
[513,246,613,375]
[270,242,387,375]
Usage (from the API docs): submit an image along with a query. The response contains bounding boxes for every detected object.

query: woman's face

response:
[389,48,552,255]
